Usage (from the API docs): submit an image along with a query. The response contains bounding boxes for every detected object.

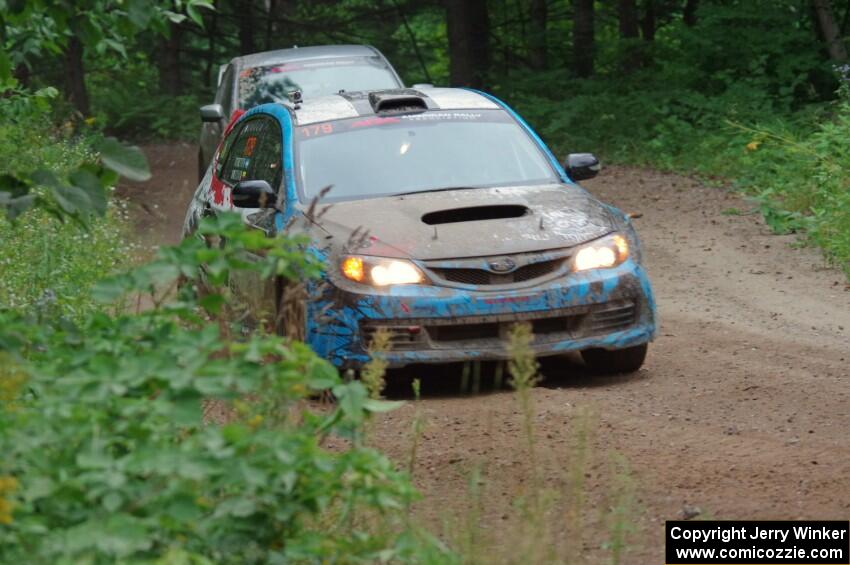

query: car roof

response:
[285,87,502,126]
[233,44,385,69]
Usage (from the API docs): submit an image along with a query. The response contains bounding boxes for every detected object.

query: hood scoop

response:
[422,204,530,226]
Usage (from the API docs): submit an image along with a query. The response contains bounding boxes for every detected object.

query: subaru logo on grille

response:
[488,258,517,273]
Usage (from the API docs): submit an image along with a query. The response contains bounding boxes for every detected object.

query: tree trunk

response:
[265,0,277,51]
[159,22,184,96]
[239,0,256,55]
[529,0,548,70]
[618,0,641,72]
[13,63,30,88]
[64,34,89,116]
[619,0,639,38]
[205,10,218,88]
[445,0,490,88]
[811,0,849,62]
[683,0,699,27]
[641,0,656,42]
[572,0,595,78]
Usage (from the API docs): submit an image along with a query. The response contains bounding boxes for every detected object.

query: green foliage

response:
[0,97,139,318]
[0,0,214,84]
[0,213,452,563]
[0,88,149,224]
[493,4,850,277]
[0,204,136,320]
[88,51,202,140]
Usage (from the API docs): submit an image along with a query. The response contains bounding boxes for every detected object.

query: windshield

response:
[239,57,399,108]
[296,110,558,202]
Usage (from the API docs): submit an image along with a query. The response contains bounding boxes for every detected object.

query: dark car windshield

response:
[239,57,399,108]
[295,110,558,202]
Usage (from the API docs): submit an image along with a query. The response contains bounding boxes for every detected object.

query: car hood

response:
[311,184,620,260]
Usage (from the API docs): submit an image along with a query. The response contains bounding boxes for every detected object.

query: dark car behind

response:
[197,44,403,180]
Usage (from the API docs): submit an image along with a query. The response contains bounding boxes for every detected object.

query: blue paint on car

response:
[194,88,658,371]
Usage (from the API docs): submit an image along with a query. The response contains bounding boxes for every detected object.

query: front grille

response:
[359,301,638,352]
[587,303,637,334]
[430,322,500,342]
[361,325,423,349]
[431,257,564,286]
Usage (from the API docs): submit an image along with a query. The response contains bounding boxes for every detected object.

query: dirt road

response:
[122,143,850,563]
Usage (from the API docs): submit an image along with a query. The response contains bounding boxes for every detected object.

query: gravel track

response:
[122,143,850,563]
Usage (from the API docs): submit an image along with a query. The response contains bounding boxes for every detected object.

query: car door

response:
[213,115,284,327]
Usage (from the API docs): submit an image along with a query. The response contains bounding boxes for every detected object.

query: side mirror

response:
[232,180,276,209]
[564,153,601,181]
[200,103,224,122]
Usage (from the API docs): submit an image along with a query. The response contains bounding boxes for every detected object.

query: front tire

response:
[581,343,648,374]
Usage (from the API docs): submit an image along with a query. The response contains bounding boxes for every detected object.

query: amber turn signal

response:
[341,256,365,282]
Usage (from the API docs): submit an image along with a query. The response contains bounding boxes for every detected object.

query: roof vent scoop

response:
[369,90,427,115]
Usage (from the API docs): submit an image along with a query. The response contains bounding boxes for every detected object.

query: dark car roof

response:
[233,45,385,69]
[286,87,502,125]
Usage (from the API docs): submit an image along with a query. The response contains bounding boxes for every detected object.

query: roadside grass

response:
[0,113,140,319]
[0,204,139,320]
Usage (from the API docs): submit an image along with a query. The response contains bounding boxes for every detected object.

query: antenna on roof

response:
[288,89,303,109]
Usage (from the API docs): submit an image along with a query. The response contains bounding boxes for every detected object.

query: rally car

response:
[183,87,657,373]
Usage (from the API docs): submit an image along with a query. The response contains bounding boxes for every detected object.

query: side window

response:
[219,118,283,190]
[214,121,240,180]
[251,123,282,187]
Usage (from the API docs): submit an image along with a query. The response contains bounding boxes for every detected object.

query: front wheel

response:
[581,343,648,374]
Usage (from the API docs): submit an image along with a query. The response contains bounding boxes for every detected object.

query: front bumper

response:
[306,259,657,368]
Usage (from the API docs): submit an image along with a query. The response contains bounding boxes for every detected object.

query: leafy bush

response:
[0,94,142,318]
[0,205,136,320]
[0,213,451,563]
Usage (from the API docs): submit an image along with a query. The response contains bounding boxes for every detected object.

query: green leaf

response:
[172,395,203,425]
[186,4,204,27]
[101,38,127,58]
[1,192,36,221]
[69,167,108,215]
[102,491,123,512]
[91,274,132,302]
[217,496,256,517]
[95,137,151,181]
[363,398,405,413]
[126,0,152,28]
[334,381,368,420]
[199,293,225,314]
[24,476,56,502]
[52,183,93,216]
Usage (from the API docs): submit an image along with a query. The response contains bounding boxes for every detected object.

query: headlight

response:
[340,255,426,286]
[572,234,629,272]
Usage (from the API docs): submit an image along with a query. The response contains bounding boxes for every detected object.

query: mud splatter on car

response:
[184,87,657,373]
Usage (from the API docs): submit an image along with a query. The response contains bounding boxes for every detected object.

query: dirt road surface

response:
[122,143,850,563]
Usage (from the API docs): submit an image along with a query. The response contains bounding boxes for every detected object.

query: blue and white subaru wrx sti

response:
[184,87,657,373]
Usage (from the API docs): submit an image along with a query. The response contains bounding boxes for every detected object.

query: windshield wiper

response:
[391,186,477,197]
